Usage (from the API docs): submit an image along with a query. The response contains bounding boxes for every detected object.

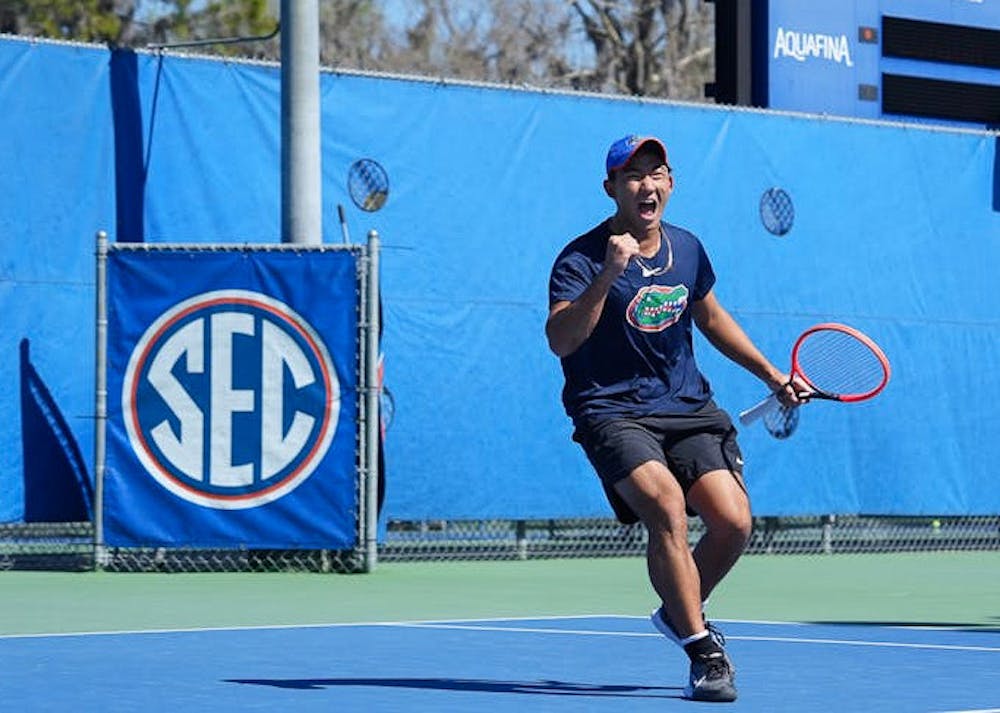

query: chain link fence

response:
[2,515,998,572]
[379,515,1000,561]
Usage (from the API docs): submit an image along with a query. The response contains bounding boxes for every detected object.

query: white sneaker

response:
[650,606,736,675]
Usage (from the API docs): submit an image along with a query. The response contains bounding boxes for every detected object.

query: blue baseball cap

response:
[605,135,669,175]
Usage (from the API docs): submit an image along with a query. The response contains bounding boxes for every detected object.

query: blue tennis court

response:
[3,615,997,711]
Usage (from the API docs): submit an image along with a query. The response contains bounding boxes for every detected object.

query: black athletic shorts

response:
[572,401,745,524]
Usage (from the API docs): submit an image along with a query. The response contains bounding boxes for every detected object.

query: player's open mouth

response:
[638,199,657,218]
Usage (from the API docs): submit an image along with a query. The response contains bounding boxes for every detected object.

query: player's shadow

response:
[226,677,683,699]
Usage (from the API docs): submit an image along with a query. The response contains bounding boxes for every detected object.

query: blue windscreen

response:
[1,37,998,523]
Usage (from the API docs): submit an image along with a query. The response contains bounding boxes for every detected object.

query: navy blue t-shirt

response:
[548,220,716,425]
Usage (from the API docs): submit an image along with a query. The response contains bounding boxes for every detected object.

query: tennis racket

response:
[762,402,799,439]
[347,158,389,212]
[760,187,794,236]
[740,322,891,429]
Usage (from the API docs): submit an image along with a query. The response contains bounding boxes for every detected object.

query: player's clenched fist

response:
[603,231,640,277]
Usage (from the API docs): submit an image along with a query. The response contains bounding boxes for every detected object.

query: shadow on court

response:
[806,620,1000,634]
[226,677,683,699]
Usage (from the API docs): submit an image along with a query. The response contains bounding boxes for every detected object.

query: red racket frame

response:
[739,322,891,429]
[790,322,891,402]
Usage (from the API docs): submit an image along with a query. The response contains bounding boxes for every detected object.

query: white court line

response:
[732,634,1000,654]
[395,623,652,638]
[395,622,1000,653]
[1,615,998,654]
[0,621,403,641]
[623,615,995,633]
[0,614,634,641]
[0,614,630,641]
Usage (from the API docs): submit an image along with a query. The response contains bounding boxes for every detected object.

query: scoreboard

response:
[714,0,1000,127]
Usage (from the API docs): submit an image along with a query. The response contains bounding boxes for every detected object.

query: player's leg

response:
[665,415,751,603]
[614,462,738,703]
[638,416,742,701]
[649,468,748,650]
[574,418,705,635]
[574,417,737,702]
[687,468,752,601]
[612,461,705,637]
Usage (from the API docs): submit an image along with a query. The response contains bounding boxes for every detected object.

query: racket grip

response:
[337,203,350,244]
[739,393,779,425]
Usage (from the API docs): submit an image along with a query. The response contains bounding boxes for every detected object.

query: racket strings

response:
[760,188,794,236]
[347,159,389,212]
[796,331,886,397]
[762,401,798,439]
[355,163,380,192]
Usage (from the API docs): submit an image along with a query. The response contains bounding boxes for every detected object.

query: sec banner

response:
[102,247,361,549]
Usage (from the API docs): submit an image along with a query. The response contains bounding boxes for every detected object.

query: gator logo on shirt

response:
[626,284,689,332]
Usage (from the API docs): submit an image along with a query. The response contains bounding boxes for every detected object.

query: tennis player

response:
[546,135,803,702]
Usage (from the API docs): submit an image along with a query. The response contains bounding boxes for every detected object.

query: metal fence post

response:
[94,231,109,569]
[363,230,381,572]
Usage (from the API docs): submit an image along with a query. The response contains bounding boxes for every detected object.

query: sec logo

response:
[121,289,338,509]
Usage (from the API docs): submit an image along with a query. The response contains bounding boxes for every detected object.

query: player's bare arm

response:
[691,290,805,406]
[546,232,640,357]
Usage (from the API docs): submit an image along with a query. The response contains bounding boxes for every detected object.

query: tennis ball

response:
[931,519,941,529]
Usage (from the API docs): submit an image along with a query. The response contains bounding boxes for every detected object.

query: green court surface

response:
[1,551,997,636]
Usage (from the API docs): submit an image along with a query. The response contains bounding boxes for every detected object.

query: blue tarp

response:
[1,37,998,523]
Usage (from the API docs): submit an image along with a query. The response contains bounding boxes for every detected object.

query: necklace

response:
[635,230,673,277]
